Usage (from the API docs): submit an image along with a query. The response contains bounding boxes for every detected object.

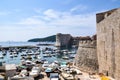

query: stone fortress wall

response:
[97,8,120,79]
[74,35,98,73]
[55,33,98,72]
[55,8,120,79]
[55,33,72,47]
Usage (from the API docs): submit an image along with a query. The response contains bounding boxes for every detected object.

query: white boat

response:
[25,60,36,66]
[19,69,28,77]
[10,54,13,58]
[62,56,69,60]
[42,62,49,69]
[29,67,41,77]
[2,52,6,56]
[14,54,18,57]
[43,54,52,57]
[49,62,59,69]
[60,62,67,68]
[45,50,52,54]
[0,55,4,59]
[69,54,76,58]
[27,52,34,55]
[50,73,59,80]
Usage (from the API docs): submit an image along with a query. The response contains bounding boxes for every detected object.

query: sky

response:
[0,0,120,41]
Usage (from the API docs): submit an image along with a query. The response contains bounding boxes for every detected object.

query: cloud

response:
[9,8,96,41]
[43,9,60,19]
[50,13,96,27]
[70,5,88,12]
[17,9,96,28]
[17,17,45,25]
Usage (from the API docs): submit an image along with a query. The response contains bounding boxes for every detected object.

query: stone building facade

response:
[97,8,120,79]
[74,36,98,73]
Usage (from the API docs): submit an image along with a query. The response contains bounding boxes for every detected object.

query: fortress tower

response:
[97,8,120,79]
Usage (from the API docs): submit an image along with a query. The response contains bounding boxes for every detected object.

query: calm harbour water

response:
[0,42,76,65]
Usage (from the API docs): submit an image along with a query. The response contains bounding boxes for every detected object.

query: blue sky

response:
[0,0,119,41]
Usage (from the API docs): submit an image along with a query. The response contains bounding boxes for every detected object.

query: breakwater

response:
[0,45,38,50]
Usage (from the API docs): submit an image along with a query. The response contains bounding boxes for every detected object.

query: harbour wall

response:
[97,8,120,79]
[74,37,98,73]
[55,33,98,72]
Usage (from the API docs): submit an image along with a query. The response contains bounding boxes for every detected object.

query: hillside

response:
[28,35,56,42]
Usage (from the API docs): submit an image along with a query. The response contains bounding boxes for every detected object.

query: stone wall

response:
[74,38,98,73]
[97,8,120,79]
[55,33,72,47]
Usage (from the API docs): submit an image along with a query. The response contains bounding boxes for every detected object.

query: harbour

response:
[0,42,79,80]
[0,0,119,79]
[0,42,114,80]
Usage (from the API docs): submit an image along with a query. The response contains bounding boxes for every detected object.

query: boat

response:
[21,53,27,56]
[60,62,67,68]
[0,75,4,80]
[33,55,38,59]
[61,72,74,80]
[2,52,6,56]
[0,55,4,59]
[25,60,35,66]
[45,67,54,77]
[45,67,53,73]
[14,54,18,57]
[69,54,76,58]
[29,66,41,77]
[16,65,27,72]
[27,52,34,55]
[49,62,59,69]
[19,69,28,77]
[62,56,69,60]
[42,61,49,69]
[50,73,59,80]
[26,56,32,60]
[10,55,13,58]
[13,51,18,54]
[43,54,52,57]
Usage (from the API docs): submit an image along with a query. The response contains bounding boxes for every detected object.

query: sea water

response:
[0,42,76,65]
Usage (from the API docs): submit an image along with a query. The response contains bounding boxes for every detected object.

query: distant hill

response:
[28,35,56,42]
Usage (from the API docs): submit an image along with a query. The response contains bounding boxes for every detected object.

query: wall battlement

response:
[55,33,96,48]
[74,35,98,73]
[79,40,96,48]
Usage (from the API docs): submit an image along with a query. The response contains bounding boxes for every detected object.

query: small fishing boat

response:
[42,61,49,69]
[29,67,41,77]
[69,54,76,58]
[43,54,52,57]
[0,55,4,59]
[45,67,53,77]
[10,55,13,58]
[14,54,18,57]
[2,52,6,56]
[62,56,69,60]
[27,52,34,55]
